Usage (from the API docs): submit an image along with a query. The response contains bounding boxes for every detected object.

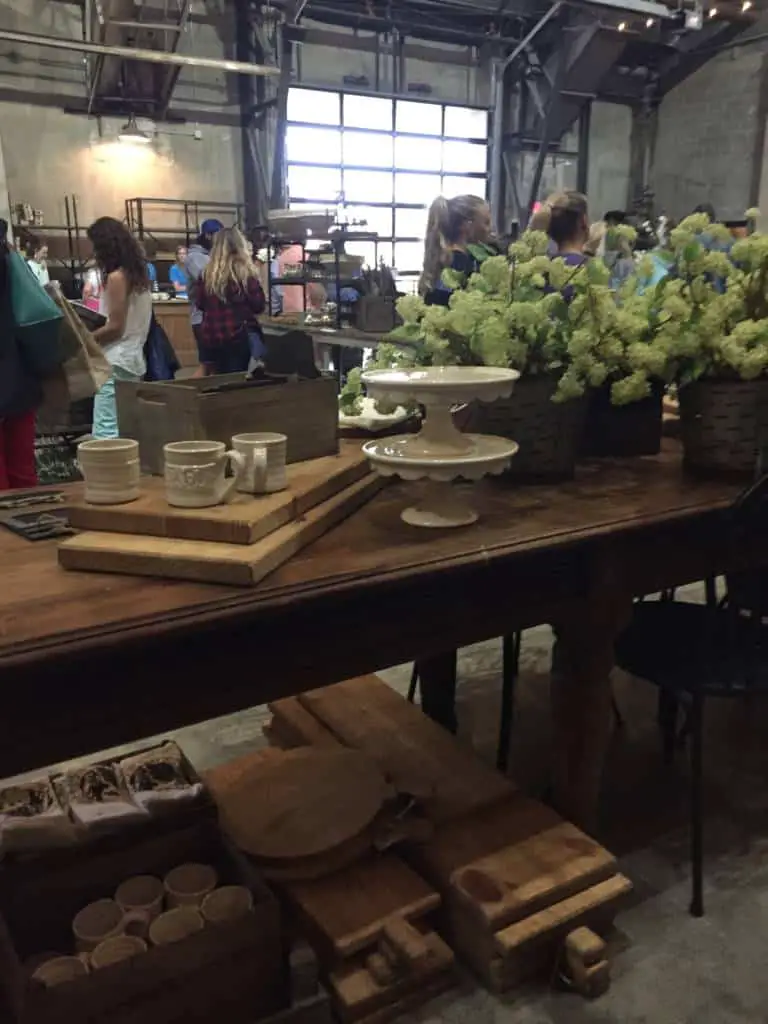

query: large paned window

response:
[285,88,488,284]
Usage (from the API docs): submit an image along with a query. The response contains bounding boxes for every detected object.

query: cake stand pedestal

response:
[360,367,520,528]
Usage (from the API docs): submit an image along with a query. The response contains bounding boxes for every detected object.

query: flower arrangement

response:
[383,229,663,405]
[642,210,768,386]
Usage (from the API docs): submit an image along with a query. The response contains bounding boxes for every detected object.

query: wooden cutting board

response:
[58,474,383,586]
[295,675,516,824]
[211,747,390,862]
[68,444,370,545]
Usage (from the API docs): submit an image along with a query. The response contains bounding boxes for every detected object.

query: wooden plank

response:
[493,874,632,957]
[297,676,516,824]
[269,696,345,750]
[328,929,454,1023]
[68,445,370,545]
[286,856,440,959]
[58,475,384,586]
[451,821,617,932]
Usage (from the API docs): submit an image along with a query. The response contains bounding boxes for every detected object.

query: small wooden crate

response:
[0,819,287,1024]
[116,374,339,475]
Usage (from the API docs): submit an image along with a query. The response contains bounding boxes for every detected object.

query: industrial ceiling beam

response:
[0,27,279,76]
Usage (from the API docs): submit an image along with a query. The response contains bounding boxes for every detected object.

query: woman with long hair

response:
[87,216,152,439]
[0,219,41,489]
[418,194,491,305]
[194,227,265,375]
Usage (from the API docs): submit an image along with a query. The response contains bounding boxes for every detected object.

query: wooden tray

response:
[68,444,370,545]
[58,475,383,586]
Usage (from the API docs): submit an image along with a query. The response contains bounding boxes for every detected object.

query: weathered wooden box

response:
[116,374,339,475]
[0,819,287,1024]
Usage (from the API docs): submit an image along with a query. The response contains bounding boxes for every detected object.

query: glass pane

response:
[395,275,419,295]
[286,125,341,165]
[396,100,441,135]
[344,94,393,131]
[343,131,393,168]
[394,136,442,172]
[442,175,486,200]
[343,205,394,237]
[394,172,441,205]
[287,165,341,202]
[442,140,487,174]
[395,207,428,240]
[342,169,393,203]
[393,241,425,274]
[444,105,488,139]
[287,88,340,126]
[343,241,395,269]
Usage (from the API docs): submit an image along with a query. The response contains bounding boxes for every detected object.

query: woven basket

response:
[463,374,586,480]
[580,381,664,458]
[679,379,768,476]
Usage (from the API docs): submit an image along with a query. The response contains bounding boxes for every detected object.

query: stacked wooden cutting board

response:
[207,675,632,1023]
[58,443,382,586]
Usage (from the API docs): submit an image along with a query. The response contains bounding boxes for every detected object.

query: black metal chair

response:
[614,473,768,917]
[408,633,523,772]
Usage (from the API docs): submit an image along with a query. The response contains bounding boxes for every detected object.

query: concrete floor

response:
[14,585,768,1023]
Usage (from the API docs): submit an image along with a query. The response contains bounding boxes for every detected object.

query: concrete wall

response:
[653,22,768,220]
[588,102,632,220]
[0,0,242,228]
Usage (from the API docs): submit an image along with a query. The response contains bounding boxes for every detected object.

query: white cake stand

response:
[360,366,520,527]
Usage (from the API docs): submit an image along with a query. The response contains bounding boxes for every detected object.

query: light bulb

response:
[708,6,717,16]
[646,16,654,25]
[742,1,752,10]
[618,20,626,30]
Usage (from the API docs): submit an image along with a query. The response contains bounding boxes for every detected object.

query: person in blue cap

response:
[185,219,224,371]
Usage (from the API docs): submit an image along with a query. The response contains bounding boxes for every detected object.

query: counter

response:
[151,300,197,369]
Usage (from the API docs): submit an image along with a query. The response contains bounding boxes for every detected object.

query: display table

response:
[0,441,756,828]
[151,299,197,368]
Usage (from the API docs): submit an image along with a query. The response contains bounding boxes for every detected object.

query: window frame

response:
[285,87,488,277]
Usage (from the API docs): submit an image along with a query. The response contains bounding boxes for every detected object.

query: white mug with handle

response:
[163,441,246,509]
[232,432,288,495]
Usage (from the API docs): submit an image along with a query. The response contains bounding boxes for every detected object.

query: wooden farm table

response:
[0,442,753,827]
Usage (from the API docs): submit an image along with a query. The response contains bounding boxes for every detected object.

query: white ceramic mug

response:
[148,907,204,947]
[115,875,164,924]
[201,885,253,925]
[72,898,148,953]
[78,438,140,505]
[163,863,218,908]
[163,441,245,509]
[31,956,89,988]
[232,432,288,495]
[90,935,147,970]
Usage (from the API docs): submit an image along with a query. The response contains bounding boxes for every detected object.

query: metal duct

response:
[0,27,279,76]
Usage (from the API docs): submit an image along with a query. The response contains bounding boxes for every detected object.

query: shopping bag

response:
[7,250,64,375]
[37,294,111,431]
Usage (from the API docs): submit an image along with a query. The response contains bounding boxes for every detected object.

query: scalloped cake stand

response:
[360,366,520,528]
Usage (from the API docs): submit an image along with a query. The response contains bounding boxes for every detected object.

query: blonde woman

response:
[194,227,266,375]
[418,194,491,305]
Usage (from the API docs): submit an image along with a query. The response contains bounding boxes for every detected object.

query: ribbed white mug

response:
[78,438,140,505]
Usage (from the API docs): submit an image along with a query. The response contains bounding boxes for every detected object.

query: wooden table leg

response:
[550,549,632,832]
[415,651,458,733]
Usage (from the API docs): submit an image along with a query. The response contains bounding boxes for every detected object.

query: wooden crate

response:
[0,819,287,1024]
[116,374,338,475]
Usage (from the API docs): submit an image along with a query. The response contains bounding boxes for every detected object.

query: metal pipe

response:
[503,2,563,71]
[576,100,591,194]
[0,27,279,76]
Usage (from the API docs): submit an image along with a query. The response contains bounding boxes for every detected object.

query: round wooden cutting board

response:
[216,747,390,863]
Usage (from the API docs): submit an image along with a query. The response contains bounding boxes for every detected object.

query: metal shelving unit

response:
[11,194,88,297]
[125,197,246,251]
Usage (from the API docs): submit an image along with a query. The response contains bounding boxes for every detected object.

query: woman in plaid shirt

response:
[194,227,266,375]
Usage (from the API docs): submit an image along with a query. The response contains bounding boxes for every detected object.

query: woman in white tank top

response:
[87,217,153,439]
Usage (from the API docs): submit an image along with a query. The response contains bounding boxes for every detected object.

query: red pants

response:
[0,411,37,490]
